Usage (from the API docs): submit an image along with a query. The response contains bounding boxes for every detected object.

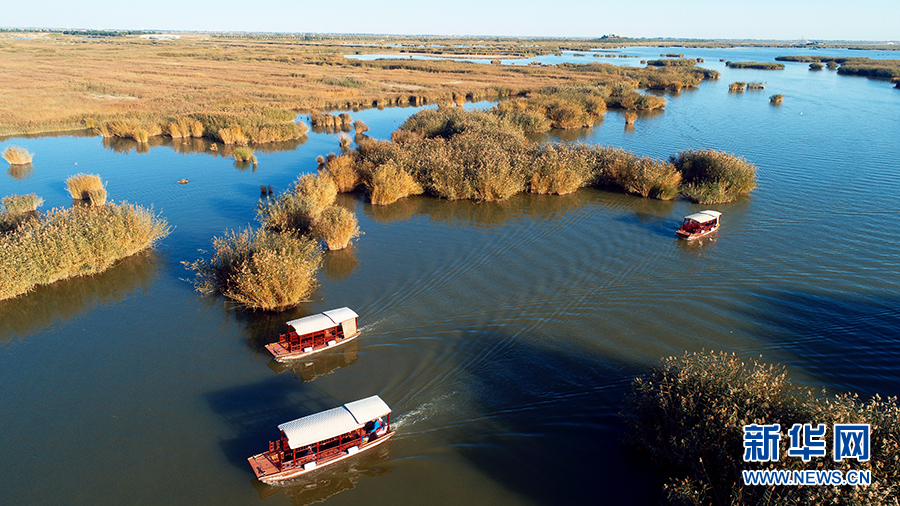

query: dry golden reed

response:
[184,228,322,311]
[65,173,106,203]
[2,146,34,165]
[0,203,171,301]
[312,206,361,250]
[1,194,43,215]
[626,351,900,506]
[325,155,360,192]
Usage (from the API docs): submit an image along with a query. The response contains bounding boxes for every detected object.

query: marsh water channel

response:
[1,47,899,505]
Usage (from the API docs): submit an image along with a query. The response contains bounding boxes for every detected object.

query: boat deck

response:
[266,332,360,362]
[248,453,281,479]
[249,431,393,483]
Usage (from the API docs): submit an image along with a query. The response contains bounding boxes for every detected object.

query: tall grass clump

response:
[325,155,360,192]
[625,351,900,506]
[672,149,757,203]
[809,62,824,71]
[725,61,785,70]
[2,193,43,215]
[167,117,204,138]
[257,173,336,232]
[3,146,33,165]
[311,206,360,250]
[93,119,162,143]
[0,203,171,300]
[728,82,747,92]
[65,173,106,205]
[353,119,369,133]
[339,133,352,150]
[1,193,44,231]
[184,228,322,311]
[746,81,766,89]
[528,144,594,195]
[360,160,424,205]
[770,93,785,104]
[232,147,257,163]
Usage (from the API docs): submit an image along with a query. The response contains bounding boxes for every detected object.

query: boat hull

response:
[676,225,719,240]
[266,332,361,363]
[249,431,393,485]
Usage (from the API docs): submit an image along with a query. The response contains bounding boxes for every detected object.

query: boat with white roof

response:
[265,307,360,362]
[248,395,393,485]
[676,210,722,240]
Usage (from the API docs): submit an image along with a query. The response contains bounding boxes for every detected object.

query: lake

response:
[1,47,899,505]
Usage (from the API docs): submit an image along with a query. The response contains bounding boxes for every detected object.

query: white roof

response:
[286,307,358,335]
[684,210,721,223]
[344,395,391,423]
[278,395,391,449]
[322,307,358,324]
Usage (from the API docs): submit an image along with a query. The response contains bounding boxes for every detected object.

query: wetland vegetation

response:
[340,108,755,205]
[0,198,170,301]
[0,33,726,138]
[726,61,785,70]
[2,145,33,165]
[626,351,900,506]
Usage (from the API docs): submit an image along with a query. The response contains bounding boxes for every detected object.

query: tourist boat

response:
[265,307,359,362]
[248,395,393,485]
[676,210,722,240]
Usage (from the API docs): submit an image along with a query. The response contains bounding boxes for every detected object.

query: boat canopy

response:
[278,395,391,450]
[286,307,359,335]
[684,210,722,223]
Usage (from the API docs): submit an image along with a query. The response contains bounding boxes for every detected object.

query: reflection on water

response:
[0,251,160,341]
[101,135,307,158]
[7,163,34,180]
[267,340,360,381]
[254,440,393,505]
[364,191,589,229]
[310,124,352,135]
[323,247,360,281]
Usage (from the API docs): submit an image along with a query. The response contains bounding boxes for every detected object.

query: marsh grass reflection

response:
[322,247,360,281]
[6,163,33,181]
[102,135,306,158]
[371,191,588,229]
[0,250,159,341]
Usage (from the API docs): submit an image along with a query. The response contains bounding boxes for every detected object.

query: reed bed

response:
[1,193,43,231]
[2,146,33,165]
[65,173,106,204]
[725,61,785,70]
[311,206,360,250]
[809,62,824,71]
[770,93,785,104]
[353,119,369,133]
[0,34,764,138]
[671,149,757,203]
[324,155,360,193]
[360,160,425,205]
[232,147,257,163]
[184,228,322,311]
[349,108,753,205]
[0,203,170,301]
[728,81,747,92]
[1,194,43,215]
[257,173,337,233]
[626,351,900,506]
[746,81,766,89]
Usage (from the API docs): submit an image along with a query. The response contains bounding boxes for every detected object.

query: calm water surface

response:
[1,48,899,505]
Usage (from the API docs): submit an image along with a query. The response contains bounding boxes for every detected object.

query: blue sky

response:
[4,0,898,41]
